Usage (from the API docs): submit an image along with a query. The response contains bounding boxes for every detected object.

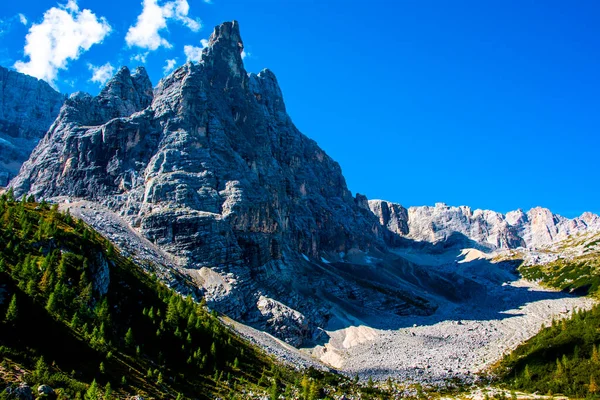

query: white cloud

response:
[241,50,250,59]
[88,62,114,86]
[131,52,149,63]
[13,0,111,87]
[126,0,202,51]
[163,58,177,74]
[183,38,208,62]
[18,14,28,26]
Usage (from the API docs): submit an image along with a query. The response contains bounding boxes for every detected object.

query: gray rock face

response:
[12,22,448,345]
[370,200,600,250]
[0,66,65,186]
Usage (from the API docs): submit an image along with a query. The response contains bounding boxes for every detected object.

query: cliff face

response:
[0,66,65,186]
[12,22,441,345]
[370,200,600,250]
[12,22,382,266]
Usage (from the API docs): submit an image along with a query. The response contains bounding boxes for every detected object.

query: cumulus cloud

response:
[183,38,208,62]
[13,0,111,86]
[163,58,177,74]
[126,0,202,51]
[88,62,114,86]
[131,52,149,64]
[18,14,28,26]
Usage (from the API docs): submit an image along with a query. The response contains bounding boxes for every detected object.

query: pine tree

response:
[39,266,55,293]
[84,379,99,400]
[104,382,112,399]
[46,292,57,314]
[125,327,134,348]
[34,356,50,382]
[590,375,599,395]
[4,294,18,323]
[166,295,179,325]
[555,358,563,378]
[301,376,310,400]
[270,378,280,400]
[308,381,320,400]
[523,365,531,383]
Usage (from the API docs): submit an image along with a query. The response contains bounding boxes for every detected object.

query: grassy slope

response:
[495,237,600,398]
[0,193,391,399]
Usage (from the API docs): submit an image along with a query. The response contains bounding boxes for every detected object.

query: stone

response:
[37,385,54,395]
[9,383,33,400]
[0,66,65,186]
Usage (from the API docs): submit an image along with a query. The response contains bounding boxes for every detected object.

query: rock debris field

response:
[310,278,595,385]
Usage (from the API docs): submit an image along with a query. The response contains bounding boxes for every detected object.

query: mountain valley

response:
[1,20,599,400]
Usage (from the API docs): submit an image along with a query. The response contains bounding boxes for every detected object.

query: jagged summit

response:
[369,199,600,250]
[201,21,244,67]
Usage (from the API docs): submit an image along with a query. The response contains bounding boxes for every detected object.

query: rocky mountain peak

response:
[370,200,600,250]
[10,21,399,344]
[55,65,153,128]
[97,65,153,117]
[200,21,245,80]
[0,66,65,186]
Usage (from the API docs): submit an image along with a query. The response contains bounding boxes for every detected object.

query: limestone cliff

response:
[0,66,65,185]
[370,200,600,250]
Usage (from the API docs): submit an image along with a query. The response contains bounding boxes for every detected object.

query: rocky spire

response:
[200,21,245,77]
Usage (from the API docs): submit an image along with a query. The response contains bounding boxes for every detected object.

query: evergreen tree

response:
[104,382,112,399]
[308,381,320,400]
[590,375,599,395]
[166,295,179,325]
[269,378,280,400]
[4,294,18,323]
[84,379,99,400]
[34,356,50,382]
[125,327,134,348]
[46,292,57,313]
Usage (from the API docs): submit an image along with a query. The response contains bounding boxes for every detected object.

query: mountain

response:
[12,21,473,346]
[4,19,598,394]
[0,194,389,399]
[370,200,600,251]
[0,66,65,186]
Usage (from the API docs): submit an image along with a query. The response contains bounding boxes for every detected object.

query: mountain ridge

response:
[370,199,600,251]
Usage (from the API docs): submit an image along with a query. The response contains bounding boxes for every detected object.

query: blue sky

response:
[1,1,598,217]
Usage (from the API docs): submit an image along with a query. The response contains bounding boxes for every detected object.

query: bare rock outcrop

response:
[370,200,600,250]
[0,66,65,186]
